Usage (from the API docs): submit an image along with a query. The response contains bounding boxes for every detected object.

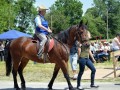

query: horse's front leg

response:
[48,64,60,89]
[60,61,74,90]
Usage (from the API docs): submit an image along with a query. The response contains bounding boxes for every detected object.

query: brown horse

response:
[5,20,87,90]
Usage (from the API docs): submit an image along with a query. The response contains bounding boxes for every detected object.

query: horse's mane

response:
[55,29,69,44]
[55,25,77,44]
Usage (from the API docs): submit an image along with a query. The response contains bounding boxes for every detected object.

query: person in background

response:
[96,42,109,62]
[90,42,97,60]
[69,40,79,80]
[0,41,5,61]
[34,5,52,58]
[77,31,99,90]
[112,33,120,51]
[90,42,96,54]
[111,33,120,68]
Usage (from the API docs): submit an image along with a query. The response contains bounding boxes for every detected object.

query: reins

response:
[49,33,70,57]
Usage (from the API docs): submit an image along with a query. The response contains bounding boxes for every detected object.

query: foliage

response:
[0,0,120,38]
[0,0,37,34]
[85,0,120,39]
[0,0,16,33]
[14,0,37,33]
[84,8,106,39]
[46,0,83,34]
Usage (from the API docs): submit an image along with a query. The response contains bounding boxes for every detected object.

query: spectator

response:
[69,40,79,80]
[90,42,96,54]
[96,42,110,62]
[90,42,98,61]
[0,41,5,61]
[111,34,120,67]
[112,33,120,51]
[94,42,99,51]
[109,41,113,51]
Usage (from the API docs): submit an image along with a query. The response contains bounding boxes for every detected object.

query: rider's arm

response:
[48,27,52,32]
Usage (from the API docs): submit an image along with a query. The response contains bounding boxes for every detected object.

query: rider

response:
[34,5,52,58]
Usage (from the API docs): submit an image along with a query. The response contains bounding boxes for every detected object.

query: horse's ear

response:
[79,20,83,27]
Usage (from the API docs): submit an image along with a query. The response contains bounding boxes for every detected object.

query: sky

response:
[35,0,94,14]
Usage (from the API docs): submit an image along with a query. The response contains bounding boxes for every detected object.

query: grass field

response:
[0,60,120,83]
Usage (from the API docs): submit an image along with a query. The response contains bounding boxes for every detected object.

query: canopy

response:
[0,30,32,40]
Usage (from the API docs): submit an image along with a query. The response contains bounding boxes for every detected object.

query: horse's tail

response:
[5,41,12,76]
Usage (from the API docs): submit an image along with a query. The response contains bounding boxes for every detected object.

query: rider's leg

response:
[36,33,47,58]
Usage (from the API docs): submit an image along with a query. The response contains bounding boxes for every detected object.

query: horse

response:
[5,20,88,90]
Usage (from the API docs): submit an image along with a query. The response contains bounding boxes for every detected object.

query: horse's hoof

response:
[69,88,76,90]
[16,88,20,90]
[48,88,53,90]
[14,86,20,90]
[21,88,26,90]
[48,85,52,90]
[48,87,53,90]
[21,83,26,88]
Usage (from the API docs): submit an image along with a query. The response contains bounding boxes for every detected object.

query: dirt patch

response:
[82,68,120,80]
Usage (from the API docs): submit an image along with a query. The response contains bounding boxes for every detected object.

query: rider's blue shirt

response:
[35,14,49,35]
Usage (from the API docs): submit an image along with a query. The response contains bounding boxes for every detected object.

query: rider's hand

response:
[48,29,52,33]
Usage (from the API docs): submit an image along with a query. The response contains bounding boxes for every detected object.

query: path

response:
[0,81,120,90]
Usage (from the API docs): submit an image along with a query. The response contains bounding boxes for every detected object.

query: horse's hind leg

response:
[18,58,29,90]
[12,59,21,90]
[48,64,60,89]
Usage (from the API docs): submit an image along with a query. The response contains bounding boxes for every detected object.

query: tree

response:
[0,0,16,33]
[14,0,37,33]
[84,7,106,39]
[84,0,120,38]
[46,0,83,34]
[93,0,120,38]
[0,0,37,34]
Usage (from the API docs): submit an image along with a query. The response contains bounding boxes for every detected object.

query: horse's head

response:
[56,20,89,48]
[68,20,89,47]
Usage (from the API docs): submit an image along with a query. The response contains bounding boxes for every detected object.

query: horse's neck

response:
[56,29,69,44]
[67,39,75,48]
[55,26,76,48]
[67,29,76,48]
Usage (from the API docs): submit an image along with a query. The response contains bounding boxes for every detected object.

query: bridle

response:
[75,25,86,44]
[65,24,88,46]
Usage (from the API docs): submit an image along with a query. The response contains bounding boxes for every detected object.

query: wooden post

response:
[111,50,120,78]
[112,52,116,78]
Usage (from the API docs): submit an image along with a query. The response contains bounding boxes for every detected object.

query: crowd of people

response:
[90,41,112,62]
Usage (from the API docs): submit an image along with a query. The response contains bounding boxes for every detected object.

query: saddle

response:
[32,34,54,54]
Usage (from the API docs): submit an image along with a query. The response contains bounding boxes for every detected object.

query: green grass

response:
[0,60,120,83]
[0,61,67,82]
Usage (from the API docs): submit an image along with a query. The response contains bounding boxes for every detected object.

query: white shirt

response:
[112,37,120,50]
[34,15,42,27]
[90,45,96,54]
[0,44,4,51]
